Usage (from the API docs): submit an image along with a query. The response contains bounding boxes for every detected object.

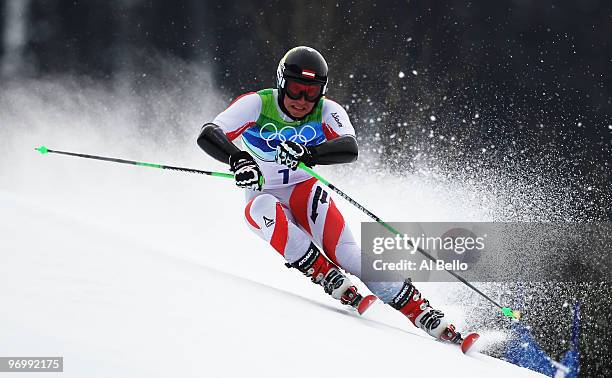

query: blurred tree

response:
[1,0,31,78]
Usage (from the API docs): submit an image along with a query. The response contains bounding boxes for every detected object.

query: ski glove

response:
[229,151,264,191]
[275,140,314,171]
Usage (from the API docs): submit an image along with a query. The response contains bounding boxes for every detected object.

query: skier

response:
[197,46,462,344]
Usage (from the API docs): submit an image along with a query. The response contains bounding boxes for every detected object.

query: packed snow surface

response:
[0,78,552,377]
[1,189,542,377]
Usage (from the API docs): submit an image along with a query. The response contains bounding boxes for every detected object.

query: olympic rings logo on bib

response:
[259,123,317,149]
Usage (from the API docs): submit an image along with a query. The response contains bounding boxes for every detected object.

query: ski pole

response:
[298,162,521,320]
[34,145,519,319]
[35,146,234,179]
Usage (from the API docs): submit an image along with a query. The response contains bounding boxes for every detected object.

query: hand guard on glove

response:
[275,140,315,171]
[229,151,264,191]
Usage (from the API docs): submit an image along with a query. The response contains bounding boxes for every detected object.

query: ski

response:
[460,332,480,354]
[356,294,377,315]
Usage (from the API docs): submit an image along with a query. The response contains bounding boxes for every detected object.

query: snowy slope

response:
[0,190,542,378]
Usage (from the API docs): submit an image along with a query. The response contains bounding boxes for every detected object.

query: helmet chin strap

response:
[277,89,311,121]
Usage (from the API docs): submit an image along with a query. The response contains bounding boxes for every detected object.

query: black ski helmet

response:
[277,46,328,103]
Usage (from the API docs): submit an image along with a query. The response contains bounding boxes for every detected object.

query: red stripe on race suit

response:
[270,202,288,255]
[289,177,318,235]
[244,198,260,230]
[223,92,257,141]
[322,198,344,266]
[226,121,256,141]
[225,92,256,110]
[322,122,340,140]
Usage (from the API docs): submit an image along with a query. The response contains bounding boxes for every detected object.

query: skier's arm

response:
[276,99,359,169]
[276,134,357,170]
[198,122,264,190]
[197,123,240,164]
[197,92,261,164]
[313,98,358,165]
[308,134,358,165]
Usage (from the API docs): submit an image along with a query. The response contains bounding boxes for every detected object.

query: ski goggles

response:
[285,79,324,102]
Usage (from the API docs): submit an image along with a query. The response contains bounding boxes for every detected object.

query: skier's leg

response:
[287,178,361,274]
[244,192,311,263]
[244,191,360,305]
[289,180,461,342]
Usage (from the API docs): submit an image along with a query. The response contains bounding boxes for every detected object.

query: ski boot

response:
[390,279,463,343]
[288,243,377,314]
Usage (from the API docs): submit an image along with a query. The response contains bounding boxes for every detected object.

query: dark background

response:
[1,0,610,376]
[4,0,610,217]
